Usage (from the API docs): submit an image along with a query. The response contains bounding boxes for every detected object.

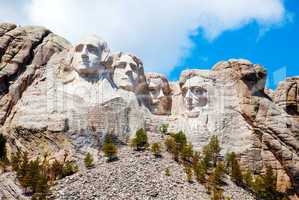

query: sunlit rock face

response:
[145,72,172,115]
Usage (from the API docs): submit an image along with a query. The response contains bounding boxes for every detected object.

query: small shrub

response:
[103,142,118,162]
[185,166,193,183]
[84,152,94,168]
[211,188,225,200]
[243,169,254,188]
[151,142,162,158]
[226,152,243,186]
[180,143,193,163]
[61,161,78,178]
[130,128,149,151]
[165,168,171,176]
[159,124,169,135]
[173,131,187,150]
[164,136,176,152]
[203,135,220,168]
[50,159,63,180]
[209,162,225,187]
[194,161,207,183]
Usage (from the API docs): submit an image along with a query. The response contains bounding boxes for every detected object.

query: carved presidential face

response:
[71,35,109,76]
[181,76,208,111]
[113,54,141,91]
[146,73,172,115]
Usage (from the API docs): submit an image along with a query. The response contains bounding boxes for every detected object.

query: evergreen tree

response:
[11,150,22,171]
[151,142,162,158]
[243,169,254,188]
[50,159,63,180]
[202,136,221,168]
[180,143,193,163]
[159,124,169,135]
[194,161,207,183]
[185,166,193,183]
[165,168,171,176]
[191,151,200,169]
[61,161,79,177]
[130,128,149,151]
[208,162,225,188]
[103,142,118,162]
[84,152,94,168]
[173,131,187,150]
[164,136,176,152]
[0,134,7,161]
[211,188,225,200]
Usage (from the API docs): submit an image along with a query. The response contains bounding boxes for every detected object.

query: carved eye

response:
[87,44,99,55]
[150,88,159,97]
[117,62,127,68]
[130,63,137,72]
[75,44,84,52]
[191,87,206,95]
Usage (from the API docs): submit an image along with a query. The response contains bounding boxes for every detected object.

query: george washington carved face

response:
[71,35,110,77]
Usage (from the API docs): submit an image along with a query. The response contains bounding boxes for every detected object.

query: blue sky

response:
[0,0,297,89]
[171,0,298,89]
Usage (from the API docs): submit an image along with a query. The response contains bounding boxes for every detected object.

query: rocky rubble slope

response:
[50,131,255,200]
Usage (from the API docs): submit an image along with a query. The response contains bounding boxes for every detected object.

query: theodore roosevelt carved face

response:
[146,73,172,115]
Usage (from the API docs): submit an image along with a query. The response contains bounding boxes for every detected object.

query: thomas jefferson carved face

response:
[146,73,172,115]
[181,76,208,111]
[113,53,143,91]
[71,35,109,77]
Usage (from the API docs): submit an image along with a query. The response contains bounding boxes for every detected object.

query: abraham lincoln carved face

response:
[179,70,209,114]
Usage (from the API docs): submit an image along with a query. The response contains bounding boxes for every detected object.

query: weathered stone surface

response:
[274,77,299,115]
[0,23,298,199]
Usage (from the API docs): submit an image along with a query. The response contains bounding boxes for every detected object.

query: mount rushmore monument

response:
[0,23,298,197]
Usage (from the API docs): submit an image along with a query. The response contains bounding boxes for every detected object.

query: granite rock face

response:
[0,23,299,199]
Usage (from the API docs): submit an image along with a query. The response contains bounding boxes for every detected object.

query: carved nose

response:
[185,89,192,98]
[157,89,165,99]
[124,64,132,76]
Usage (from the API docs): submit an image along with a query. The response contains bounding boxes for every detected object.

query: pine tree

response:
[202,136,221,169]
[192,151,200,169]
[103,142,118,162]
[211,188,225,200]
[165,168,171,176]
[0,134,7,161]
[173,131,187,150]
[180,143,193,163]
[84,152,94,168]
[151,142,162,158]
[209,135,221,167]
[194,161,207,183]
[243,169,254,188]
[208,162,225,191]
[11,150,22,171]
[159,124,169,135]
[130,128,149,151]
[185,166,193,183]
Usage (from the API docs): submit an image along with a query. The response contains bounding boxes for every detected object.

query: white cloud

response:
[1,0,287,74]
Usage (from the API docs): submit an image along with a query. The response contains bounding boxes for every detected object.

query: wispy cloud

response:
[0,0,287,74]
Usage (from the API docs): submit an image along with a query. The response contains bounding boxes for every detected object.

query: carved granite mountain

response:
[0,23,298,199]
